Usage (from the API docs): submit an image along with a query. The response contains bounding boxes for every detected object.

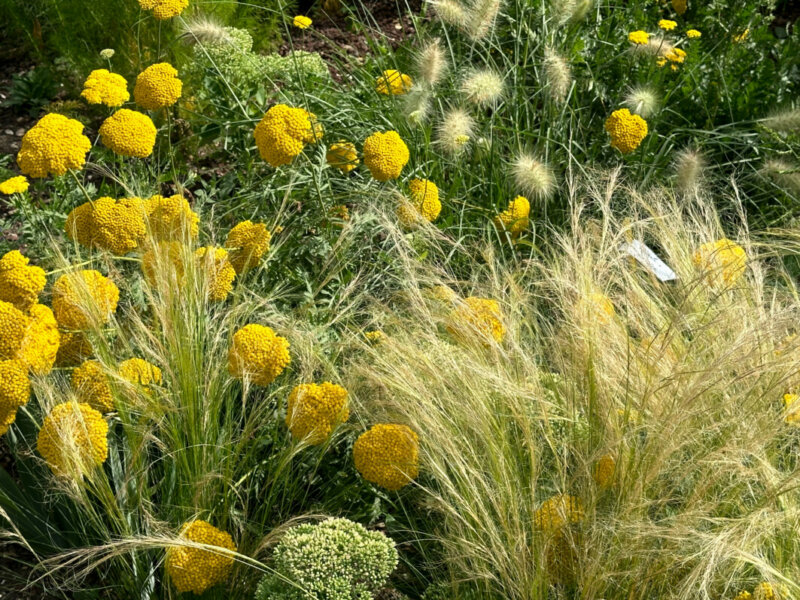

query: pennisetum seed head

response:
[624,86,660,118]
[438,108,475,155]
[179,15,231,45]
[429,0,469,27]
[764,159,800,193]
[460,69,505,108]
[512,154,556,201]
[760,108,800,134]
[416,39,448,87]
[543,48,572,103]
[674,148,706,192]
[466,0,503,41]
[405,88,432,126]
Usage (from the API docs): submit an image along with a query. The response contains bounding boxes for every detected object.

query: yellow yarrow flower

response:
[604,108,648,154]
[671,0,687,14]
[353,423,419,491]
[225,221,270,274]
[166,520,236,595]
[0,360,30,435]
[692,238,747,286]
[99,109,157,158]
[71,360,114,413]
[628,30,650,45]
[37,402,108,477]
[134,63,182,110]
[362,130,409,181]
[375,70,414,95]
[52,270,120,330]
[254,104,322,167]
[326,141,359,173]
[293,14,312,28]
[119,358,162,388]
[593,454,616,489]
[658,19,677,30]
[734,592,753,600]
[686,29,701,38]
[534,494,584,532]
[138,0,188,19]
[286,382,349,444]
[783,394,800,425]
[145,194,199,241]
[228,324,291,386]
[56,330,93,368]
[0,250,46,312]
[407,178,441,222]
[194,246,236,302]
[447,296,506,345]
[66,196,147,255]
[733,29,749,43]
[0,176,29,195]
[17,114,91,178]
[365,330,386,344]
[16,304,60,375]
[494,195,530,236]
[80,69,129,107]
[576,292,616,326]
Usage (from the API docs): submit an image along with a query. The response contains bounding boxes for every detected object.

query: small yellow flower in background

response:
[362,130,410,181]
[0,360,30,435]
[254,104,321,167]
[52,270,120,330]
[119,358,162,389]
[534,494,584,531]
[447,296,506,345]
[0,250,46,313]
[225,221,271,274]
[576,292,616,326]
[666,47,687,63]
[286,382,349,444]
[733,29,750,43]
[783,394,800,425]
[734,591,753,600]
[427,285,458,303]
[293,15,312,29]
[37,402,108,477]
[326,141,359,173]
[0,176,28,195]
[166,520,236,595]
[375,69,413,95]
[72,360,114,413]
[138,0,188,20]
[658,19,677,31]
[686,29,701,38]
[134,63,182,110]
[692,238,747,286]
[99,109,157,158]
[604,108,648,154]
[752,582,787,600]
[228,324,291,386]
[494,195,530,236]
[671,0,687,14]
[194,246,237,302]
[364,330,386,344]
[145,194,199,241]
[628,30,650,45]
[329,204,350,226]
[80,69,129,107]
[17,114,91,178]
[353,423,419,490]
[593,454,616,489]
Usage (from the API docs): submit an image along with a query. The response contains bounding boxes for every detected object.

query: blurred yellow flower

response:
[628,30,650,45]
[293,15,312,29]
[375,70,413,95]
[658,19,677,30]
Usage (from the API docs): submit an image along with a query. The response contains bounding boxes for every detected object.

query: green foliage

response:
[3,67,59,116]
[255,518,398,600]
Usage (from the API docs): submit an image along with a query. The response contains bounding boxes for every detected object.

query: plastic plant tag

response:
[622,240,677,282]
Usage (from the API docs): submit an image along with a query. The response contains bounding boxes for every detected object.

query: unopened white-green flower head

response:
[99,49,115,60]
[624,86,659,118]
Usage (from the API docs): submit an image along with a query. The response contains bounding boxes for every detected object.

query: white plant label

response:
[622,240,677,282]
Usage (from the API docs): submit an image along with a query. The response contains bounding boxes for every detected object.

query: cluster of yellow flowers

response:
[692,238,747,286]
[0,360,30,435]
[134,63,182,110]
[52,270,120,330]
[225,221,271,274]
[145,194,200,241]
[671,0,687,15]
[81,69,130,107]
[493,195,531,236]
[534,494,585,531]
[447,296,506,345]
[17,114,91,178]
[0,175,29,195]
[36,402,109,476]
[66,196,147,254]
[195,246,237,302]
[534,494,585,583]
[593,454,616,489]
[254,104,322,167]
[99,109,157,158]
[397,178,442,227]
[353,423,419,490]
[165,520,236,594]
[576,291,616,326]
[0,293,59,377]
[326,141,360,174]
[734,582,790,600]
[657,47,687,69]
[628,30,650,45]
[72,360,115,413]
[375,69,413,95]
[286,382,349,444]
[0,250,46,312]
[292,14,312,29]
[658,19,677,31]
[228,324,291,386]
[604,108,648,154]
[363,130,410,181]
[138,0,188,19]
[119,357,163,389]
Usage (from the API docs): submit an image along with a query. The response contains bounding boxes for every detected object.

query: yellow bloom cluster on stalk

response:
[604,108,648,154]
[52,270,120,330]
[657,47,687,69]
[375,70,413,95]
[254,104,322,167]
[145,194,199,241]
[56,331,93,368]
[80,70,129,107]
[134,63,182,110]
[593,454,616,489]
[166,520,236,595]
[326,141,359,173]
[658,19,677,30]
[628,30,650,45]
[353,423,419,490]
[687,29,701,38]
[36,402,108,477]
[228,324,291,386]
[119,358,162,389]
[408,178,441,222]
[286,382,349,444]
[293,15,312,29]
[576,292,616,326]
[783,394,800,425]
[0,360,30,435]
[66,196,147,255]
[534,494,584,531]
[72,360,114,413]
[195,247,237,302]
[0,176,29,194]
[0,301,59,375]
[671,0,687,14]
[225,221,270,274]
[99,110,157,158]
[17,114,91,178]
[138,0,188,19]
[362,131,409,181]
[692,238,747,286]
[0,250,46,312]
[365,329,386,344]
[494,195,530,236]
[447,297,506,345]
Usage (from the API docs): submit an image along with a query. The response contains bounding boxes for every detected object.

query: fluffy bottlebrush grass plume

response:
[760,108,800,133]
[466,0,502,41]
[624,85,659,118]
[542,48,572,103]
[404,87,432,126]
[674,148,706,192]
[416,38,447,87]
[512,154,556,201]
[178,14,232,44]
[346,172,800,600]
[763,159,800,194]
[437,108,475,155]
[460,68,504,108]
[429,0,468,27]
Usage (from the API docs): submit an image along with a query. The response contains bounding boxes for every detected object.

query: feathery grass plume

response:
[674,148,706,192]
[437,108,475,155]
[347,172,800,599]
[429,0,468,27]
[760,108,800,133]
[550,0,592,24]
[764,159,800,194]
[512,154,556,201]
[404,87,432,125]
[624,86,660,118]
[569,0,593,21]
[178,14,231,45]
[634,35,674,57]
[542,48,572,103]
[466,0,502,41]
[416,38,447,87]
[460,69,504,108]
